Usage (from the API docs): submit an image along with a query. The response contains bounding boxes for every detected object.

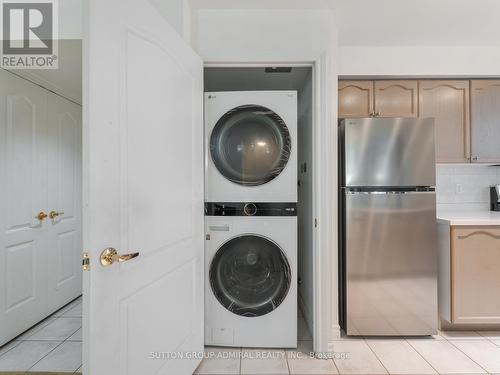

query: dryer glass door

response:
[209,235,291,317]
[210,105,291,186]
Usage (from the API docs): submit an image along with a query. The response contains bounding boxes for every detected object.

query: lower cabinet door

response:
[452,226,500,324]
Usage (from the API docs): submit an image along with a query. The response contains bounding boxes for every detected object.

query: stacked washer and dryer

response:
[204,91,298,348]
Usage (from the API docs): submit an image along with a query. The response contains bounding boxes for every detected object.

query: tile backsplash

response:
[436,164,500,212]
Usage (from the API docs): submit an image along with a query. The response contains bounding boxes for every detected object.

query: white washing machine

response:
[204,202,297,348]
[205,91,297,203]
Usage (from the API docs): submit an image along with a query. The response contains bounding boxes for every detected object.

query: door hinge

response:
[82,252,90,271]
[314,218,318,228]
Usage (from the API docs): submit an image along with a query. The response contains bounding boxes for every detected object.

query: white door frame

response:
[204,55,339,353]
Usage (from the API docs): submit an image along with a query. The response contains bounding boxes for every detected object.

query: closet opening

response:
[203,66,315,348]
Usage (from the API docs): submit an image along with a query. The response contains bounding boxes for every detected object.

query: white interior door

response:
[83,0,204,374]
[47,92,82,312]
[0,69,49,345]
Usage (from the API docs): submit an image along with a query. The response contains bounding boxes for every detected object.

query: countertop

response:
[437,210,500,226]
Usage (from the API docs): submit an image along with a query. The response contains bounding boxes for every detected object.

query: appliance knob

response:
[243,203,257,216]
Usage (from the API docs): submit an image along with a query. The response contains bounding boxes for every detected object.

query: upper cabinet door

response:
[374,80,418,118]
[470,80,500,163]
[419,80,470,163]
[338,80,374,118]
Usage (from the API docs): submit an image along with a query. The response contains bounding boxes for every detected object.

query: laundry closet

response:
[203,67,315,348]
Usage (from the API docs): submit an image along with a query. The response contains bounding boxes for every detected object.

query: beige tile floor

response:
[3,300,500,375]
[0,296,82,373]
[194,308,500,375]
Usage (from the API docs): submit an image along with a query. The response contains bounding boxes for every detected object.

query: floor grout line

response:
[403,337,440,374]
[26,324,81,372]
[284,347,291,375]
[476,330,500,346]
[26,328,83,372]
[446,338,491,374]
[25,340,66,372]
[22,297,82,372]
[363,338,390,375]
[0,340,22,360]
[238,346,242,375]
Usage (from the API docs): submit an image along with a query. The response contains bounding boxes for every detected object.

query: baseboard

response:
[298,290,314,335]
[327,324,342,352]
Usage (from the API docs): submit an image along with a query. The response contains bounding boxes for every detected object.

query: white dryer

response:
[204,202,297,348]
[205,91,297,203]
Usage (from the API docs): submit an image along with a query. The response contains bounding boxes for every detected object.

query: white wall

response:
[195,9,333,63]
[339,46,500,77]
[334,0,500,77]
[59,0,82,39]
[437,165,500,212]
[149,0,192,42]
[193,7,339,349]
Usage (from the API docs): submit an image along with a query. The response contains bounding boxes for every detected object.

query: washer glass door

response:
[210,105,291,186]
[210,235,291,317]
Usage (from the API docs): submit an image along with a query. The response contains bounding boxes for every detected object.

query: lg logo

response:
[1,0,58,69]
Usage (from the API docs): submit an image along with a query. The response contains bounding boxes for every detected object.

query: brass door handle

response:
[100,247,140,266]
[49,211,64,219]
[36,211,48,221]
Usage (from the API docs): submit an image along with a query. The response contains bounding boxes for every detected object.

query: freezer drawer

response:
[344,191,438,336]
[341,118,436,187]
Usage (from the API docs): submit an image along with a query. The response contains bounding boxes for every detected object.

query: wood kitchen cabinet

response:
[450,226,500,324]
[419,80,470,163]
[338,78,499,164]
[338,80,418,118]
[338,80,374,118]
[374,80,418,118]
[470,80,500,163]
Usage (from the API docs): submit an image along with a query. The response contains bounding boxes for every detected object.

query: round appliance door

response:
[209,235,291,317]
[210,105,291,186]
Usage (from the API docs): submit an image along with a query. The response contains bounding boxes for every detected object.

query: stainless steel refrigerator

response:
[339,118,438,336]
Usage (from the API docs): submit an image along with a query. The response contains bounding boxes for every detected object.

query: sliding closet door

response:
[46,93,82,313]
[0,70,49,346]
